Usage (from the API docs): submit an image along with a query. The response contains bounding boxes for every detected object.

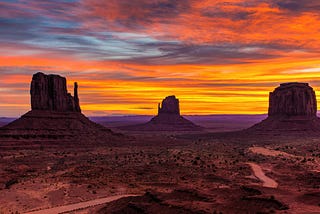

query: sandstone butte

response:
[121,95,203,131]
[248,82,320,133]
[0,72,121,143]
[31,72,81,112]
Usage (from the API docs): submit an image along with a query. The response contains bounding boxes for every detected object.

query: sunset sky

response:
[1,0,320,117]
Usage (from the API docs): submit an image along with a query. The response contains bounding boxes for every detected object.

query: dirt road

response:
[248,162,278,188]
[24,194,139,214]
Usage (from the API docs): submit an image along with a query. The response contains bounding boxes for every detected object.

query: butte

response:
[247,82,320,133]
[0,72,121,144]
[120,95,203,131]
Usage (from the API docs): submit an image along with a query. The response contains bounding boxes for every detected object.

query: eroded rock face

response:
[30,72,81,112]
[268,83,317,117]
[158,95,180,115]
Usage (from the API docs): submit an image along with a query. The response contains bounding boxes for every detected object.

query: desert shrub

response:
[5,179,18,189]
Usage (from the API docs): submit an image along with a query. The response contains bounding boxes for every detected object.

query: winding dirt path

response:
[247,162,278,188]
[24,194,139,214]
[249,146,298,158]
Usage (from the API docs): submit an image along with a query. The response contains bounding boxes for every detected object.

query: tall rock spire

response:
[74,82,81,112]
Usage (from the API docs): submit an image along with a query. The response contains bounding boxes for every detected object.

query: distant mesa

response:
[0,72,120,143]
[158,95,180,115]
[120,95,203,131]
[248,82,320,133]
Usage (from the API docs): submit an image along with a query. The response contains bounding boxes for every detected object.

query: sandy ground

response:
[249,146,300,158]
[249,145,320,175]
[0,120,320,213]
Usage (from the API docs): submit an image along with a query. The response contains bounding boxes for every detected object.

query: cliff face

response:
[30,72,81,112]
[268,83,317,117]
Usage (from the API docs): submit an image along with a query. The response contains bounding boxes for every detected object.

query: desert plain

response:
[0,115,319,214]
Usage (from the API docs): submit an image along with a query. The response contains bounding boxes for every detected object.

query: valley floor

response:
[0,130,319,213]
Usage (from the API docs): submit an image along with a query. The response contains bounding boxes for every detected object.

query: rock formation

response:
[31,72,81,112]
[268,83,317,117]
[248,82,320,133]
[120,95,203,131]
[74,82,81,112]
[0,72,121,143]
[158,95,180,115]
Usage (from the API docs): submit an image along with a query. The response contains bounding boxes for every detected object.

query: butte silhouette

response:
[121,95,203,131]
[248,82,320,133]
[0,72,120,143]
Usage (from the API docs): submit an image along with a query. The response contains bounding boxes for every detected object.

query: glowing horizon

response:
[1,0,320,117]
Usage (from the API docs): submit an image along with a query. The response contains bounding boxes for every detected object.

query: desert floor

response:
[0,116,319,214]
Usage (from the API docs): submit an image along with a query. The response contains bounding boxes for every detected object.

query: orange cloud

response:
[81,0,320,49]
[2,0,320,116]
[2,52,320,117]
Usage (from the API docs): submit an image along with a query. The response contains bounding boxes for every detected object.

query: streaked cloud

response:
[1,0,320,116]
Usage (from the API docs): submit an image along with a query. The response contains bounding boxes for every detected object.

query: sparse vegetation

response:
[0,132,319,213]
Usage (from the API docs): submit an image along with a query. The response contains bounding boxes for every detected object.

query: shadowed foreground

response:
[0,131,319,213]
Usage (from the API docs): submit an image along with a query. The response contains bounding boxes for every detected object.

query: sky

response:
[1,0,320,117]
